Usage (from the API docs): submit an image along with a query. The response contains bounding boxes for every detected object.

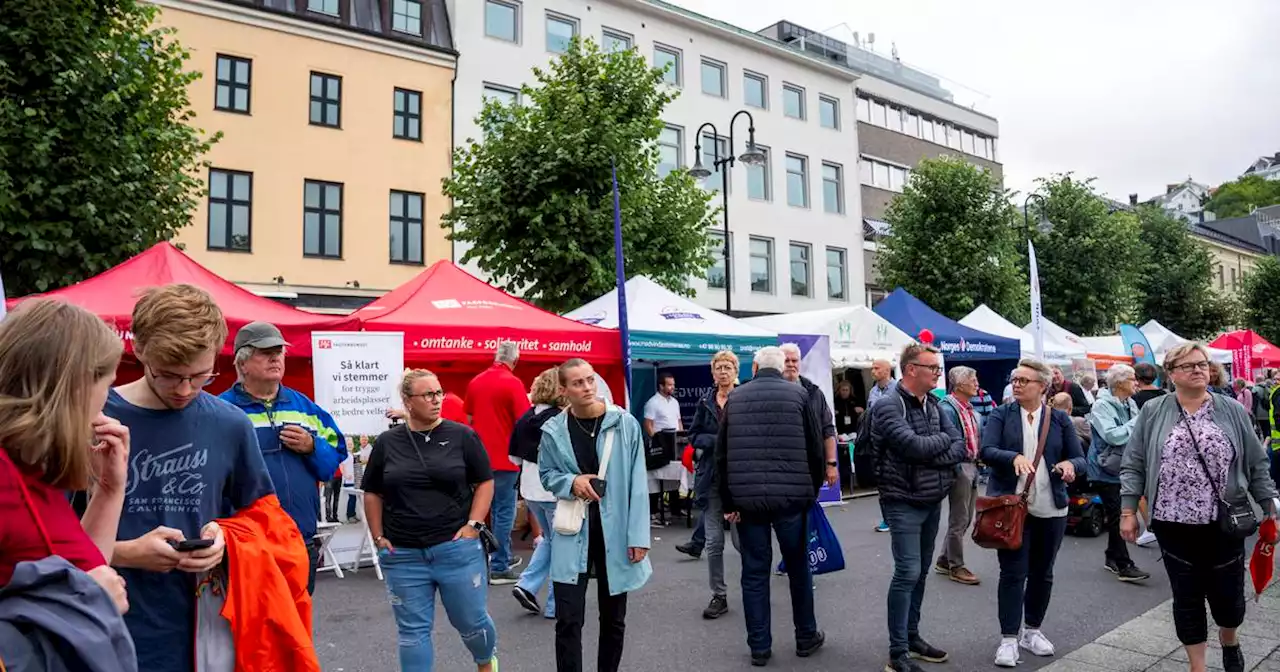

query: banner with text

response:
[312,331,404,437]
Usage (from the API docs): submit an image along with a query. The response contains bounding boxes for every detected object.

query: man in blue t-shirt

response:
[107,285,276,672]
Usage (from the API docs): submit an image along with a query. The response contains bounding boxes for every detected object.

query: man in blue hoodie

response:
[220,321,346,594]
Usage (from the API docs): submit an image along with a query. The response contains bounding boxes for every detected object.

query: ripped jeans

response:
[380,538,497,671]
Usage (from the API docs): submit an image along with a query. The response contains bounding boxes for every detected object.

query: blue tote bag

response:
[776,503,846,576]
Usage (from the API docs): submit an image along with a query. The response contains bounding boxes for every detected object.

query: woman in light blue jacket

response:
[1085,365,1150,583]
[539,359,651,672]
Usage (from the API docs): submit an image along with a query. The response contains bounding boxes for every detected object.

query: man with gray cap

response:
[219,321,346,593]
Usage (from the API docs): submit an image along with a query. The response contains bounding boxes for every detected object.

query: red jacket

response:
[216,495,319,671]
[464,363,530,471]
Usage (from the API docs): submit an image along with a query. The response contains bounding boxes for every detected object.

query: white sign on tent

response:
[311,331,404,437]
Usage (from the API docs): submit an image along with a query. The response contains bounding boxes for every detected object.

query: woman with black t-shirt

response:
[362,369,498,672]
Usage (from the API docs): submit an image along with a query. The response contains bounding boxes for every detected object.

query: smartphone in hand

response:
[168,538,215,552]
[589,478,607,498]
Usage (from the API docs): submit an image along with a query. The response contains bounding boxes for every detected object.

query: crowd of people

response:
[1,283,1278,672]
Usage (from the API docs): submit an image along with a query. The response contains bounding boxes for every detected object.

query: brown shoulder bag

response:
[972,405,1050,551]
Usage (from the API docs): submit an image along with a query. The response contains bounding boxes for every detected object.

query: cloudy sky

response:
[680,0,1280,201]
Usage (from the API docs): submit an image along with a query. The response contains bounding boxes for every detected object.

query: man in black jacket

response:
[717,346,826,667]
[870,344,967,672]
[781,343,841,490]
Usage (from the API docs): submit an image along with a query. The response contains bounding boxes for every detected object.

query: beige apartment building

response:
[154,0,456,310]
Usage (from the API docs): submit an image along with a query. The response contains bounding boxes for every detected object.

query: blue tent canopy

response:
[873,288,1021,362]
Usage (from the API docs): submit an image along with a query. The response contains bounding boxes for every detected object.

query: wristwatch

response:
[374,535,386,545]
[825,460,839,467]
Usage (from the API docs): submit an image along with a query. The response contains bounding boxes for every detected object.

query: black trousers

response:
[552,507,628,672]
[1153,521,1246,645]
[324,476,342,521]
[1095,483,1133,568]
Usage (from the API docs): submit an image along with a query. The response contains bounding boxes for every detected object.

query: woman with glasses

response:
[980,359,1085,668]
[363,369,498,672]
[1121,344,1277,672]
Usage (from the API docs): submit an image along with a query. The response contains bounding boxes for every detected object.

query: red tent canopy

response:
[352,261,621,364]
[1210,330,1280,367]
[4,242,355,357]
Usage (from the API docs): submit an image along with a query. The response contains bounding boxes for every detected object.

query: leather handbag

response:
[972,406,1051,551]
[553,428,615,535]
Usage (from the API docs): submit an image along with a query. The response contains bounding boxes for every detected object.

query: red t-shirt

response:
[442,392,467,424]
[0,452,106,586]
[464,363,531,472]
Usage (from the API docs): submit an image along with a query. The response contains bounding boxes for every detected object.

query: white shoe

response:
[1019,629,1055,657]
[1136,530,1157,547]
[995,638,1020,667]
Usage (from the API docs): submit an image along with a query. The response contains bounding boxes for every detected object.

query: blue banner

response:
[612,159,633,403]
[1119,324,1157,382]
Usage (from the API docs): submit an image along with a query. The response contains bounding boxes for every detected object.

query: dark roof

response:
[1194,214,1269,254]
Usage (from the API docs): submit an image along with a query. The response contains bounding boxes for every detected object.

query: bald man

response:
[868,359,898,409]
[1052,392,1091,450]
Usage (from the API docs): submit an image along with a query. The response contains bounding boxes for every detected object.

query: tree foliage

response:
[1134,206,1235,339]
[1205,175,1280,219]
[877,156,1026,321]
[443,39,717,314]
[1026,175,1144,336]
[1241,256,1280,344]
[0,0,218,296]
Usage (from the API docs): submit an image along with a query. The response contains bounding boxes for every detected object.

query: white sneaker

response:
[1136,530,1157,547]
[1019,629,1055,657]
[995,638,1020,667]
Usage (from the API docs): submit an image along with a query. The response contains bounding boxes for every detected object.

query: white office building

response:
[447,0,865,315]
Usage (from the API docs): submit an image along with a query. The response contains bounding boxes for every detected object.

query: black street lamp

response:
[1023,193,1048,232]
[689,109,766,315]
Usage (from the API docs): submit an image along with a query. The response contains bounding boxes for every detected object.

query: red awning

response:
[352,261,620,363]
[1210,330,1280,367]
[4,243,355,357]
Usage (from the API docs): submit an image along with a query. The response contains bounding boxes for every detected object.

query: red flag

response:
[1251,518,1277,600]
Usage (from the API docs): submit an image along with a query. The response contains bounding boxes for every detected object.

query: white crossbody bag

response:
[552,428,615,535]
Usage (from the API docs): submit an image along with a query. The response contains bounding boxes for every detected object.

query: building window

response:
[822,162,843,214]
[862,157,910,193]
[602,28,632,52]
[303,180,342,258]
[789,242,811,297]
[819,95,839,129]
[856,96,870,122]
[867,287,888,307]
[485,0,519,42]
[707,231,730,289]
[1231,267,1238,290]
[786,153,808,208]
[207,169,251,251]
[546,12,577,53]
[746,145,770,201]
[657,125,682,178]
[962,130,975,155]
[947,125,962,150]
[782,84,805,119]
[309,72,341,128]
[653,44,681,85]
[921,118,936,144]
[904,112,919,137]
[743,72,767,109]
[483,83,519,106]
[890,165,908,192]
[749,237,773,293]
[826,247,847,301]
[214,55,251,114]
[393,88,421,140]
[701,59,726,98]
[872,101,887,126]
[307,0,339,16]
[389,190,424,264]
[391,0,422,35]
[700,133,728,194]
[886,106,903,133]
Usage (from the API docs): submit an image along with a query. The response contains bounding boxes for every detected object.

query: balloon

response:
[918,328,935,344]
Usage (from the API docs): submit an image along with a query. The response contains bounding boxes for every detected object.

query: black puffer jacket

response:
[688,391,722,510]
[869,385,966,506]
[716,368,823,518]
[798,376,837,440]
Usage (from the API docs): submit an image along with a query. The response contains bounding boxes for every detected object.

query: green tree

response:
[0,0,218,296]
[1026,175,1144,336]
[1205,175,1280,219]
[443,39,716,314]
[1241,256,1280,344]
[1134,206,1235,339]
[877,155,1026,321]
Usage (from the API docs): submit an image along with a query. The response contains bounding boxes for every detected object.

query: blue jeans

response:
[881,500,942,657]
[490,471,520,572]
[380,539,497,671]
[517,500,556,617]
[737,511,817,654]
[997,515,1067,637]
[689,512,706,550]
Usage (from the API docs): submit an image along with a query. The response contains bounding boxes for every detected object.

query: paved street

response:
[312,495,1194,671]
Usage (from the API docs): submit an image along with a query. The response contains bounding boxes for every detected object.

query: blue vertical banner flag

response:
[612,159,633,404]
[1028,240,1045,360]
[1119,324,1158,375]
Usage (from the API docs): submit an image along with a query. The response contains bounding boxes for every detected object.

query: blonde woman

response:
[509,368,565,619]
[1121,343,1277,672]
[0,300,130,615]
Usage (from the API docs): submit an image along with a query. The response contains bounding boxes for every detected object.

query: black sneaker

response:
[702,595,729,619]
[1117,565,1151,582]
[908,636,948,663]
[489,569,521,585]
[512,586,539,614]
[676,542,703,559]
[796,631,825,658]
[750,650,772,667]
[884,654,925,672]
[1222,644,1244,672]
[1103,559,1120,574]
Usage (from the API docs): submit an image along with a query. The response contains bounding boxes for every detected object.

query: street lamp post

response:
[1024,193,1048,232]
[689,110,766,315]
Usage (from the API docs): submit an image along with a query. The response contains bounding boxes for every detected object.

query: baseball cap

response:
[234,321,290,351]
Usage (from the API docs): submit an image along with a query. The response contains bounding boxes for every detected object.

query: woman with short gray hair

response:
[1085,364,1150,583]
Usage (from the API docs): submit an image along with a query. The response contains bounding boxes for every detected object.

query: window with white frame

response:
[862,157,911,193]
[890,165,908,191]
[746,145,770,201]
[904,112,919,137]
[546,12,577,53]
[857,96,870,122]
[962,130,975,155]
[786,154,808,208]
[749,237,773,293]
[789,242,811,297]
[743,72,767,109]
[822,162,843,214]
[947,125,962,150]
[701,59,726,98]
[483,83,519,106]
[484,0,519,42]
[826,247,847,300]
[700,133,729,193]
[602,28,632,52]
[707,231,731,289]
[782,84,805,119]
[657,125,682,178]
[871,100,887,126]
[654,44,681,85]
[819,95,839,129]
[886,106,902,133]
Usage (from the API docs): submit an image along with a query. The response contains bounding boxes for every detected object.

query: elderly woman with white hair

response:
[1085,364,1150,583]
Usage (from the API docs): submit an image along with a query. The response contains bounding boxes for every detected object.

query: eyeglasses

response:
[1172,361,1211,373]
[408,390,446,401]
[1010,377,1041,387]
[908,363,943,374]
[147,366,219,389]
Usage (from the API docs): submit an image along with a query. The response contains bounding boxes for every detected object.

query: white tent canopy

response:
[1141,319,1232,363]
[960,304,1084,364]
[741,306,915,368]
